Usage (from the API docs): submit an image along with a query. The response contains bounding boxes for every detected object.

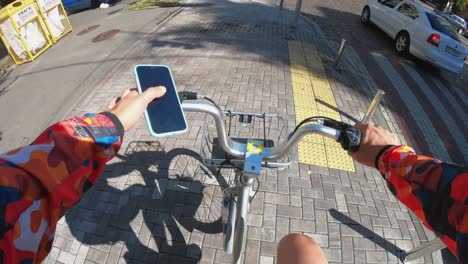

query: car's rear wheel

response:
[395,32,410,56]
[458,28,464,35]
[361,6,370,24]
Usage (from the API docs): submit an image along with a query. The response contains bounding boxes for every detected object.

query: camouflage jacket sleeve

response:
[377,145,468,261]
[0,112,123,263]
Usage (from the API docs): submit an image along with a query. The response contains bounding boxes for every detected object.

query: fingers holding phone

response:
[134,65,188,137]
[108,86,167,132]
[141,86,167,104]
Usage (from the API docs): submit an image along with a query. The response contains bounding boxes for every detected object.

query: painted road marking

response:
[401,63,468,163]
[452,86,468,107]
[341,45,410,147]
[430,78,468,129]
[371,52,450,162]
[288,41,355,172]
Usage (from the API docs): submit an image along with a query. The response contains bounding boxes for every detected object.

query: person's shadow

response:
[65,141,223,263]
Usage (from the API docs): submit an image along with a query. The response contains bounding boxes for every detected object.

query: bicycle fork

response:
[224,139,263,264]
[223,170,254,264]
[233,177,253,264]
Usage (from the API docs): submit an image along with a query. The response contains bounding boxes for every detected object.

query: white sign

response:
[12,5,37,27]
[38,0,60,11]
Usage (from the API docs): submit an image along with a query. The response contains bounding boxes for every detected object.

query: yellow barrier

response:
[35,0,72,43]
[0,0,52,64]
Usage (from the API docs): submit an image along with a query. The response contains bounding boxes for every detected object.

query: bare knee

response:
[279,233,318,250]
[277,234,327,264]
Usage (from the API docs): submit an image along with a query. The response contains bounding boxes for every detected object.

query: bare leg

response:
[277,233,328,264]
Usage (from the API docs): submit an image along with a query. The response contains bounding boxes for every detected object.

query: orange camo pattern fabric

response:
[1,115,466,263]
[0,114,121,263]
[378,145,467,262]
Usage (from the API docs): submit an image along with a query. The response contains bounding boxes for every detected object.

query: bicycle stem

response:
[182,101,245,157]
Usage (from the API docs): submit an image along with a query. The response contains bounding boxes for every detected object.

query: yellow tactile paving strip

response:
[288,41,355,172]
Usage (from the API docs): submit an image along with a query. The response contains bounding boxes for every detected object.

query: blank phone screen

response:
[135,65,186,135]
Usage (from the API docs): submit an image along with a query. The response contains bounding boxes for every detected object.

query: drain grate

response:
[92,29,120,42]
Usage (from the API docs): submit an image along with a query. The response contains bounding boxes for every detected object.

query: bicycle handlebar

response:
[182,101,245,157]
[268,124,340,160]
[182,101,358,161]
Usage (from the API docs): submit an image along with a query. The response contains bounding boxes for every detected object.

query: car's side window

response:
[381,0,403,8]
[397,3,419,19]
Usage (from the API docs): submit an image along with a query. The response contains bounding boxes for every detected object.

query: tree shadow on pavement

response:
[0,68,13,96]
[160,2,214,8]
[65,141,223,263]
[120,0,464,164]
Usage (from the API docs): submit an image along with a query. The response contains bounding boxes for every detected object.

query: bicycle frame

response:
[182,101,342,264]
[231,173,252,264]
[181,89,444,264]
[223,144,260,264]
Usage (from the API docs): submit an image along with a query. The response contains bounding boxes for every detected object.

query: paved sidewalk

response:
[0,2,179,153]
[46,0,458,263]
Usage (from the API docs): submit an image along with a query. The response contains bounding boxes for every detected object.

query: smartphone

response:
[134,65,187,137]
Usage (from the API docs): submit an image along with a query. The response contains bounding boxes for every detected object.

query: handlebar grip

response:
[338,127,361,152]
[178,91,198,102]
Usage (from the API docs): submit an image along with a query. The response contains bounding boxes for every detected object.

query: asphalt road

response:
[459,34,468,50]
[0,3,179,152]
[274,0,467,87]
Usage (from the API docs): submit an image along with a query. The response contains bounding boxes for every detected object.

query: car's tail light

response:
[427,34,440,47]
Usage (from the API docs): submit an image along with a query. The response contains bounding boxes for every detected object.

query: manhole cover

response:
[92,29,120,42]
[77,25,100,36]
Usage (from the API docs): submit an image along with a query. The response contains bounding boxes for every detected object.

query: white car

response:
[361,0,468,73]
[441,13,467,35]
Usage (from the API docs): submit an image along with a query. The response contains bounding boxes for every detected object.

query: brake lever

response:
[338,127,361,152]
[178,91,198,102]
[322,120,361,152]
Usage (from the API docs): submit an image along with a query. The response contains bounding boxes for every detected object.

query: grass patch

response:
[127,0,180,10]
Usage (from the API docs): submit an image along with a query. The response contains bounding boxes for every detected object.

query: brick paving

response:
[45,0,465,263]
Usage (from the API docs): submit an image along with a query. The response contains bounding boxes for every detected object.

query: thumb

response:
[352,122,367,130]
[141,86,167,103]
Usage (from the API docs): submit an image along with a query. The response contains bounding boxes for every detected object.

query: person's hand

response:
[348,123,400,168]
[107,87,166,131]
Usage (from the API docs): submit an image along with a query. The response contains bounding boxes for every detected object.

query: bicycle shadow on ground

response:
[315,99,360,123]
[329,209,459,263]
[329,209,404,258]
[65,141,223,263]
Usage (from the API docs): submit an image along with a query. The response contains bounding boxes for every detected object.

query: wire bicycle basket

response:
[200,110,292,170]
